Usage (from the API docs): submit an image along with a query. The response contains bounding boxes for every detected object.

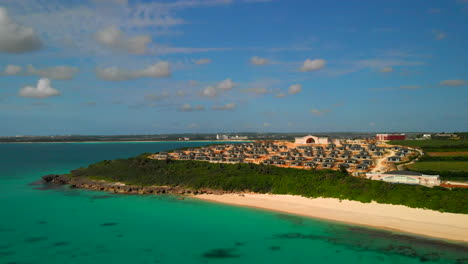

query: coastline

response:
[194,193,468,243]
[0,140,254,144]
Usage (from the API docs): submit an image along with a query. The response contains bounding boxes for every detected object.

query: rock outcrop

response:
[40,174,230,195]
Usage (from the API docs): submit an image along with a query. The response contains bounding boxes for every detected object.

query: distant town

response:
[0,131,465,143]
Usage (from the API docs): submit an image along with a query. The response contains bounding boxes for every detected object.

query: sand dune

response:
[195,193,468,242]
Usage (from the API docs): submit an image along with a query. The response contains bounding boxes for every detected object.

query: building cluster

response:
[151,138,413,173]
[216,134,249,140]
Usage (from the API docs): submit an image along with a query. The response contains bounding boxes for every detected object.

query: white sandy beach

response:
[195,193,468,242]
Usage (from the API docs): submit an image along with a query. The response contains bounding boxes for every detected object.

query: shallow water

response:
[1,142,467,264]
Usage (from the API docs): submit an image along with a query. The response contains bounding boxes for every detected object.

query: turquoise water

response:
[0,142,467,264]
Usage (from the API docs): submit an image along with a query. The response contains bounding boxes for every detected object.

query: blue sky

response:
[0,0,467,136]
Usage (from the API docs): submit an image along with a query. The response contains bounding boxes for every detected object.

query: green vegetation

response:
[408,162,467,172]
[388,139,468,152]
[70,154,468,214]
[389,139,468,181]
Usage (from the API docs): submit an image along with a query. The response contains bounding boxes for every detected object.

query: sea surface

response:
[0,142,467,264]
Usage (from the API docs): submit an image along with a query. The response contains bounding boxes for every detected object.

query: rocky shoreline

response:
[41,174,230,195]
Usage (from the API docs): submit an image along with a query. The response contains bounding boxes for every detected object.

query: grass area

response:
[388,139,468,152]
[427,152,468,156]
[408,161,468,172]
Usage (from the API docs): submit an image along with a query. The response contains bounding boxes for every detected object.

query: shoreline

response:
[0,140,254,144]
[194,193,468,243]
[41,174,468,243]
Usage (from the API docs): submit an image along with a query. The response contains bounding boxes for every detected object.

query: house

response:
[345,158,358,164]
[304,162,316,168]
[313,157,323,162]
[362,160,373,165]
[291,161,303,166]
[387,156,401,162]
[324,158,335,163]
[339,163,350,169]
[356,164,369,170]
[373,151,383,157]
[322,163,334,168]
[262,159,274,165]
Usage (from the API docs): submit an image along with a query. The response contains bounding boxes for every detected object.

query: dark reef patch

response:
[25,236,48,243]
[202,248,240,259]
[53,241,70,247]
[269,246,281,251]
[277,214,304,225]
[90,195,116,200]
[234,242,245,246]
[0,251,15,257]
[100,222,118,226]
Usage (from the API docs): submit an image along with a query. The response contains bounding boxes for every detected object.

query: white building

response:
[365,171,441,187]
[294,135,330,145]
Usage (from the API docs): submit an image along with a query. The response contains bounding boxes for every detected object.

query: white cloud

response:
[201,86,218,97]
[250,56,269,65]
[18,78,60,99]
[212,102,236,110]
[93,0,128,5]
[432,29,446,40]
[300,59,326,72]
[380,67,393,73]
[0,7,42,53]
[217,78,236,91]
[95,26,151,54]
[369,122,376,127]
[400,85,420,89]
[263,122,271,127]
[179,103,205,112]
[194,58,212,65]
[440,79,466,86]
[275,93,286,98]
[189,80,199,86]
[176,90,186,96]
[310,108,331,116]
[96,61,171,81]
[200,78,236,97]
[288,84,302,95]
[26,65,79,80]
[3,64,21,75]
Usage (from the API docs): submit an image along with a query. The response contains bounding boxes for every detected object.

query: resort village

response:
[150,134,441,187]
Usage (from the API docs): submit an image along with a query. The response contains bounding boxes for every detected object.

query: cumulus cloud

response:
[201,86,218,97]
[95,26,151,54]
[310,108,331,116]
[275,93,286,98]
[96,61,171,81]
[250,56,269,65]
[26,65,79,80]
[217,78,236,91]
[179,103,205,112]
[263,122,271,127]
[440,79,466,86]
[194,58,212,65]
[18,78,60,99]
[288,84,302,95]
[432,29,446,40]
[300,59,326,72]
[212,102,236,111]
[176,90,186,96]
[381,67,393,73]
[3,64,21,75]
[200,78,236,97]
[0,7,42,53]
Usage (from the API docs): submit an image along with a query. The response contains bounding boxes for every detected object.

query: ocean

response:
[0,142,467,264]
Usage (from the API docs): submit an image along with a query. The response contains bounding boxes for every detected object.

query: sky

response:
[0,0,467,136]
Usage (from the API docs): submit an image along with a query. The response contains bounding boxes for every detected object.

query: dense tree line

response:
[69,154,468,214]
